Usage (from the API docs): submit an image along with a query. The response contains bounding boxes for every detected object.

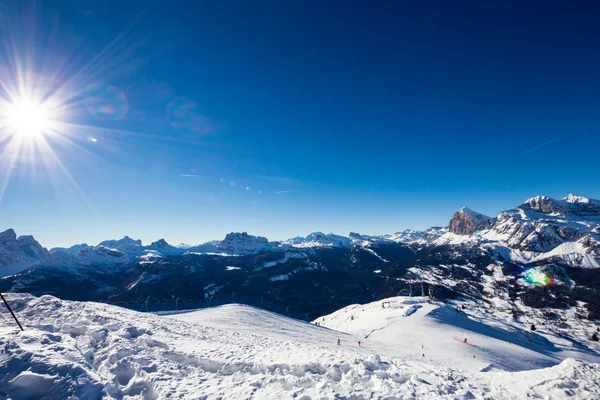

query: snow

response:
[285,232,351,248]
[185,251,240,257]
[254,252,308,271]
[1,293,599,399]
[531,241,600,269]
[138,251,163,265]
[317,296,600,371]
[360,247,389,262]
[203,283,224,297]
[49,243,91,255]
[267,263,326,281]
[564,194,593,204]
[385,229,425,243]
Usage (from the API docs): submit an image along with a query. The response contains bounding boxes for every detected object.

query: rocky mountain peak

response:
[216,232,272,254]
[522,196,564,215]
[449,208,495,235]
[0,229,49,277]
[563,194,600,217]
[98,236,143,251]
[0,228,17,243]
[150,239,169,248]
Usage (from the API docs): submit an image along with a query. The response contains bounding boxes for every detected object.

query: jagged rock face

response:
[0,229,49,277]
[522,196,564,215]
[494,217,584,253]
[216,232,273,254]
[564,195,600,217]
[449,212,477,235]
[521,194,600,217]
[580,235,600,256]
[449,208,495,235]
[557,226,582,241]
[491,195,600,253]
[519,225,566,253]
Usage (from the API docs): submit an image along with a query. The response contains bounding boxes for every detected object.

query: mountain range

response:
[1,193,599,320]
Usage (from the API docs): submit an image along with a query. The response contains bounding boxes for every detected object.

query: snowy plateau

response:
[1,194,600,398]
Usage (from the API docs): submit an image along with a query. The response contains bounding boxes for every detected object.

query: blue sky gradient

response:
[1,0,600,247]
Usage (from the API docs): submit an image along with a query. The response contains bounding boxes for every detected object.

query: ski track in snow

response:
[0,293,599,399]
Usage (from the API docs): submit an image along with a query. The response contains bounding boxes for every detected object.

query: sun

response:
[4,98,54,139]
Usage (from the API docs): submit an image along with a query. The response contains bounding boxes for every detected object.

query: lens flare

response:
[524,269,556,286]
[0,6,144,209]
[84,84,129,120]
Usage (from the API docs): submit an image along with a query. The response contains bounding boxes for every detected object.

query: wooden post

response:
[0,292,24,331]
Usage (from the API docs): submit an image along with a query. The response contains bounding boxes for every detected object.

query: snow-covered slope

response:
[1,294,599,399]
[316,296,600,372]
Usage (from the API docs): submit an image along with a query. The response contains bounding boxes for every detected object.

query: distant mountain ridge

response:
[2,193,600,324]
[2,193,599,279]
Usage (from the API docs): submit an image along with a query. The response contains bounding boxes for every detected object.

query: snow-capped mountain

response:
[97,236,144,254]
[0,229,48,277]
[284,232,352,248]
[48,243,91,255]
[385,229,425,243]
[434,193,600,268]
[146,238,185,255]
[2,193,600,328]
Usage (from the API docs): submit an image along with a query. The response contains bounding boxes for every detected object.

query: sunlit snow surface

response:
[1,294,599,399]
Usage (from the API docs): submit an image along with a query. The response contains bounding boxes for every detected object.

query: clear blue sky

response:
[1,0,600,248]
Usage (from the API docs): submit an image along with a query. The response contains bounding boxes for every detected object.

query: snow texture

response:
[1,293,599,399]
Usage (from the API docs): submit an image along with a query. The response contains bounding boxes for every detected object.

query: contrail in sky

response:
[520,125,588,155]
[275,190,296,194]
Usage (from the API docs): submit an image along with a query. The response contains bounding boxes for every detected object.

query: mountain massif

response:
[1,194,599,322]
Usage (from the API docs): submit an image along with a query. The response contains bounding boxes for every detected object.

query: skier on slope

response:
[358,341,361,347]
[337,338,341,346]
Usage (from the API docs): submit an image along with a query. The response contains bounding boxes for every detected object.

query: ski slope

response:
[0,293,599,399]
[316,296,600,372]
